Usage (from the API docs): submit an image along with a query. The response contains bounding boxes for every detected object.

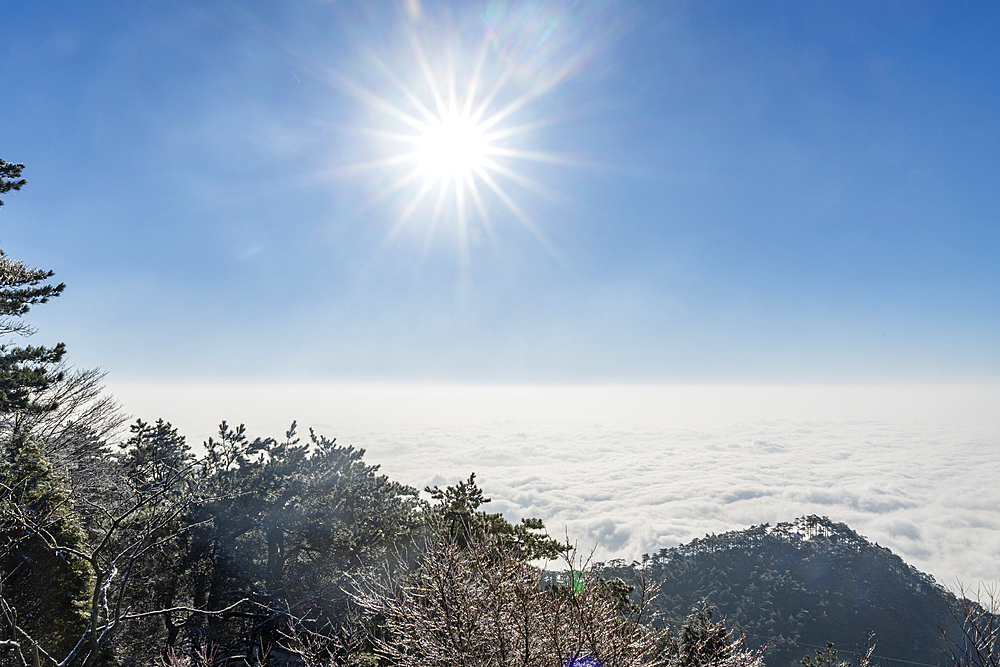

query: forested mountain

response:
[599,516,961,667]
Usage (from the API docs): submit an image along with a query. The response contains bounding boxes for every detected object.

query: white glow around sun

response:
[360,43,551,250]
[332,6,602,261]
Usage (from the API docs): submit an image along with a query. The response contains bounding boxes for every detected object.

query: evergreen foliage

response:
[674,602,738,667]
[0,433,93,661]
[800,642,849,667]
[113,419,423,662]
[0,160,66,414]
[0,158,96,665]
[116,418,193,482]
[425,472,568,561]
[653,601,765,667]
[600,516,959,667]
[0,160,27,210]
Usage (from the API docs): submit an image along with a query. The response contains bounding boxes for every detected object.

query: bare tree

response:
[943,583,1000,667]
[0,365,128,473]
[353,534,671,667]
[0,444,198,667]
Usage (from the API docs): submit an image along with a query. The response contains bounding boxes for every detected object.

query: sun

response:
[332,4,603,262]
[415,110,490,185]
[334,38,556,254]
[357,45,558,259]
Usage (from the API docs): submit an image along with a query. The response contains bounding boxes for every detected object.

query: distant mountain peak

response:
[602,516,956,667]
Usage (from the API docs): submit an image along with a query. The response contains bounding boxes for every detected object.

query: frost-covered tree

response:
[355,534,668,667]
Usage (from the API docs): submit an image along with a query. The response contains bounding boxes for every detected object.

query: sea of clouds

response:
[112,383,1000,589]
[353,418,1000,588]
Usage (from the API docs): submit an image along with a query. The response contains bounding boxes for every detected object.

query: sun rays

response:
[331,7,601,265]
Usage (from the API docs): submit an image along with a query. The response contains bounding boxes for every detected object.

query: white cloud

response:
[349,417,1000,588]
[108,382,1000,589]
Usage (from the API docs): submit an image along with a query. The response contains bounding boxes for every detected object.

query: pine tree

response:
[0,433,93,660]
[425,472,568,561]
[0,159,89,664]
[0,160,27,210]
[0,159,66,414]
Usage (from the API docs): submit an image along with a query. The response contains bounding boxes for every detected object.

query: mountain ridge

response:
[598,515,961,667]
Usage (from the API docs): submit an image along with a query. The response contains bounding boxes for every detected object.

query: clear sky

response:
[2,0,999,384]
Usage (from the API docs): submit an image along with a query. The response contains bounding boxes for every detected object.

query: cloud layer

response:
[351,418,999,589]
[110,382,1000,589]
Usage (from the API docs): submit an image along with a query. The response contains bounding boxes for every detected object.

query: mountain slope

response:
[599,516,960,667]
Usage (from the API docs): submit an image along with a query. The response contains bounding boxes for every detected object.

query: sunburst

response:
[335,14,584,263]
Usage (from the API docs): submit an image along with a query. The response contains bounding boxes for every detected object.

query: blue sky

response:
[3,0,999,384]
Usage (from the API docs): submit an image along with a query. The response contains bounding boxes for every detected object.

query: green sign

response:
[570,570,584,594]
